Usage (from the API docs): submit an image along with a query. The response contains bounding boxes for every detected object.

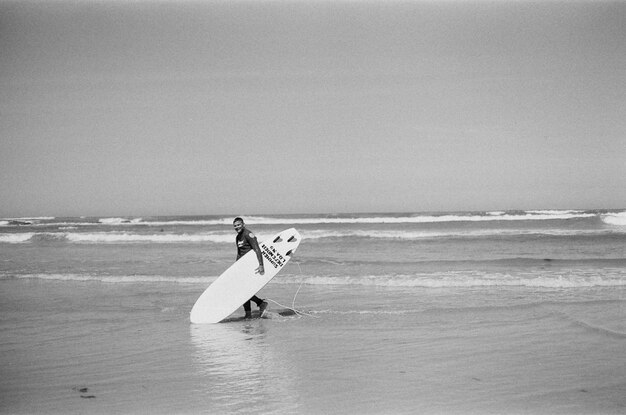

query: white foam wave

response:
[2,216,55,221]
[0,217,56,227]
[296,271,626,288]
[98,217,144,225]
[301,228,623,241]
[14,211,601,228]
[96,217,232,226]
[5,270,624,289]
[0,231,237,244]
[2,226,623,244]
[0,233,35,243]
[525,210,585,215]
[65,232,234,244]
[242,212,596,225]
[601,211,626,226]
[1,273,215,284]
[91,211,598,227]
[139,219,233,226]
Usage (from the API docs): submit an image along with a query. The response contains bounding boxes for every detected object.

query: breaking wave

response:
[0,232,233,244]
[0,273,214,284]
[601,211,626,226]
[1,210,609,228]
[5,269,625,289]
[295,270,626,288]
[96,217,231,226]
[240,211,596,225]
[0,233,34,243]
[64,232,233,244]
[301,228,624,240]
[2,226,625,244]
[98,217,144,225]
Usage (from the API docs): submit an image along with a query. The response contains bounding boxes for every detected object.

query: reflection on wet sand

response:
[190,321,298,412]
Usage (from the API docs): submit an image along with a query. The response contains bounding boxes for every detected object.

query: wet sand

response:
[1,279,625,414]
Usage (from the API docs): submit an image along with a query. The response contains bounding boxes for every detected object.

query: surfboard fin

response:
[288,236,297,242]
[273,236,283,243]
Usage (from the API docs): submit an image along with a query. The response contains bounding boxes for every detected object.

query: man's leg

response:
[243,299,252,319]
[251,295,269,317]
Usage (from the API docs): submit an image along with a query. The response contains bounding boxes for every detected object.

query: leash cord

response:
[266,260,317,318]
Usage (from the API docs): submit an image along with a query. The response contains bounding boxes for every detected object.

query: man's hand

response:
[255,265,265,275]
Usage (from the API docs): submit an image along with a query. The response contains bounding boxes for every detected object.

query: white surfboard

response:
[190,228,302,324]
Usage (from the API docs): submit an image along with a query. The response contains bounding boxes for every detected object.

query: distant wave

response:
[84,211,597,227]
[0,220,35,226]
[2,226,625,244]
[0,233,35,243]
[294,270,626,289]
[0,217,55,226]
[98,217,144,225]
[97,217,232,226]
[6,269,624,288]
[240,211,597,225]
[1,273,214,284]
[0,232,234,244]
[301,228,625,240]
[65,232,234,244]
[601,211,626,226]
[0,217,232,227]
[0,231,233,244]
[525,210,586,215]
[38,232,231,244]
[53,218,232,227]
[1,216,55,221]
[0,210,610,227]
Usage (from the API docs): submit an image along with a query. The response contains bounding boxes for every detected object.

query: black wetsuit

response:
[236,228,264,314]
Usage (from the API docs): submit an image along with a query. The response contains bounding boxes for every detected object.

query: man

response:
[233,217,268,319]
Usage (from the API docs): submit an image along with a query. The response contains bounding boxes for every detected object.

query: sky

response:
[1,0,625,216]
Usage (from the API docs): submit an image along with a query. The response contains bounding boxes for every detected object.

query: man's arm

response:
[247,233,265,275]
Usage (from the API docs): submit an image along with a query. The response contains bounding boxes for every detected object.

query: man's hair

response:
[233,217,244,224]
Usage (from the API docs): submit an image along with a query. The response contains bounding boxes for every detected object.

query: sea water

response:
[1,210,625,413]
[2,210,625,297]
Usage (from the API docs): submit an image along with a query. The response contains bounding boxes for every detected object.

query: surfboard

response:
[190,228,302,324]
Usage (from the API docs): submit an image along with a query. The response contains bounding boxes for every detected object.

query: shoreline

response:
[1,279,625,414]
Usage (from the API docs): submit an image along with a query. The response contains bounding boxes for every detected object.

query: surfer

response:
[233,217,268,318]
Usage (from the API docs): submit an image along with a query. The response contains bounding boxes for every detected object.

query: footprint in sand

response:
[73,386,96,399]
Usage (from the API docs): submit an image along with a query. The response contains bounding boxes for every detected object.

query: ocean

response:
[1,209,625,414]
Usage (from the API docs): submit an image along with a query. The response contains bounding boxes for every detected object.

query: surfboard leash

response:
[266,260,318,318]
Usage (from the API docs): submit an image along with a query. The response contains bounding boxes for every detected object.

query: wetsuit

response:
[236,228,265,315]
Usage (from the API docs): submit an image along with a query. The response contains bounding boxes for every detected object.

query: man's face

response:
[233,220,244,234]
